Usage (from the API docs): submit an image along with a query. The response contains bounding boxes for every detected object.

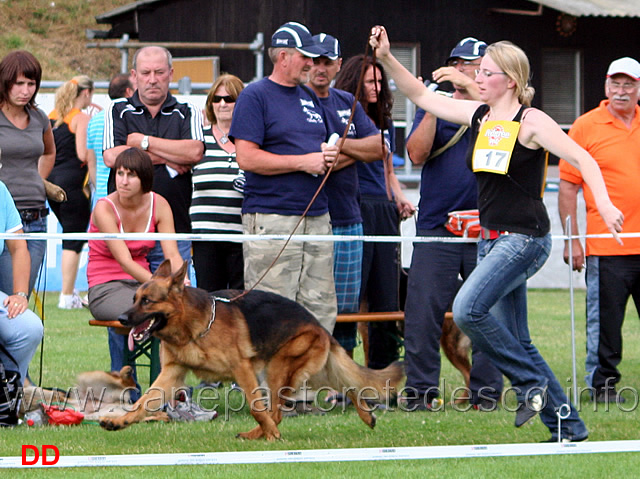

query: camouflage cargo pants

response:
[242,212,337,333]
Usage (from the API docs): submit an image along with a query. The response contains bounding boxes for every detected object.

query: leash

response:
[371,48,393,202]
[230,39,377,302]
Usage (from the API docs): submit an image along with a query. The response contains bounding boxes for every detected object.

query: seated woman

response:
[87,148,184,378]
[0,180,43,384]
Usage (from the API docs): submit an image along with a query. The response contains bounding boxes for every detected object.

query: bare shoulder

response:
[153,192,171,209]
[519,108,558,142]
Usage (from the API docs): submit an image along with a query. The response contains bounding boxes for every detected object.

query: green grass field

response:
[2,289,640,476]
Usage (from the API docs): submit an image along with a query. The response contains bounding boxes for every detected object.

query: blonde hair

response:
[53,75,93,126]
[485,41,535,106]
[204,74,244,124]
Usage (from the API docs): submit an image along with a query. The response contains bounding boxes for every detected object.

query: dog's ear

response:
[152,259,173,279]
[169,260,188,293]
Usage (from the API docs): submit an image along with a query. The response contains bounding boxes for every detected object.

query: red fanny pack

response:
[445,210,480,238]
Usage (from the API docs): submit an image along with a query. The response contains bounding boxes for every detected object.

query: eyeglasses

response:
[607,80,639,93]
[447,59,480,68]
[212,95,235,103]
[475,69,508,78]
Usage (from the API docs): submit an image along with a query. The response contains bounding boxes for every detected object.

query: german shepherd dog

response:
[99,260,404,440]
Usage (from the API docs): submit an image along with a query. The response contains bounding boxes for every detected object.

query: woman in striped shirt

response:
[190,74,245,291]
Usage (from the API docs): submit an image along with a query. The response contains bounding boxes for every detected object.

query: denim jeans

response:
[0,291,44,382]
[146,240,192,274]
[453,233,587,439]
[0,217,47,295]
[584,255,600,388]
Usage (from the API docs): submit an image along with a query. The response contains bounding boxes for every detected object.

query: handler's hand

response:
[301,152,328,176]
[321,143,339,171]
[598,201,624,245]
[369,26,390,57]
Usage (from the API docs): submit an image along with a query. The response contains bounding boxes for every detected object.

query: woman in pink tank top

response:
[87,148,184,378]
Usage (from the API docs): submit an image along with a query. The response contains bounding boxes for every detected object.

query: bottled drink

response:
[24,408,48,426]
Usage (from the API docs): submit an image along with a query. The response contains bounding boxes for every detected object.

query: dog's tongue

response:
[128,329,135,351]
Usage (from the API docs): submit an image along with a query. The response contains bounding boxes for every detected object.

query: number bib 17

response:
[472,120,521,175]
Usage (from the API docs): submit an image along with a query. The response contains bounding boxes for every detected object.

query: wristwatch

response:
[141,135,150,151]
[14,292,28,299]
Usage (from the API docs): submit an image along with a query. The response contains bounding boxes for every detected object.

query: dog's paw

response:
[119,365,134,380]
[99,417,129,431]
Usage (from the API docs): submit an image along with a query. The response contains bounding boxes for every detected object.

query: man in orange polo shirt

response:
[559,57,640,404]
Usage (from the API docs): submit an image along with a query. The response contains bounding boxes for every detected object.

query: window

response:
[390,44,419,124]
[389,43,419,178]
[541,49,582,129]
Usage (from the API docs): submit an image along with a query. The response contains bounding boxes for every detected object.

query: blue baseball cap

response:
[271,22,325,58]
[446,37,487,63]
[312,33,341,60]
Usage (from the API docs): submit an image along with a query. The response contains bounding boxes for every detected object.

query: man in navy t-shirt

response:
[308,33,381,357]
[230,22,339,335]
[403,37,503,411]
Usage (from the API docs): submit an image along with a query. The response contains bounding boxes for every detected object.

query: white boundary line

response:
[2,440,640,468]
[2,231,639,242]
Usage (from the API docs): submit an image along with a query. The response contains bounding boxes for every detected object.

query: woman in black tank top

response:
[370,26,624,442]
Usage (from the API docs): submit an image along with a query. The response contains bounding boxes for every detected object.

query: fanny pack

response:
[445,209,480,238]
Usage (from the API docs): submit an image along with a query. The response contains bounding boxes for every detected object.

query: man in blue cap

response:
[230,22,338,362]
[402,37,503,411]
[308,33,382,363]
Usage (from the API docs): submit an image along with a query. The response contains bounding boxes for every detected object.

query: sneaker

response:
[324,392,352,407]
[281,401,326,417]
[58,292,85,309]
[594,388,626,404]
[472,398,499,412]
[399,394,443,412]
[515,387,546,427]
[196,381,222,389]
[165,400,218,422]
[77,291,89,308]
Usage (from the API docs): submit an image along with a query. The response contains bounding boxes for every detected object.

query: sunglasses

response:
[212,95,235,103]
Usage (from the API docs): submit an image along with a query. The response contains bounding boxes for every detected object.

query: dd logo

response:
[21,445,60,465]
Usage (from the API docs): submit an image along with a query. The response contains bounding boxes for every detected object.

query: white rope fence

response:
[2,231,640,242]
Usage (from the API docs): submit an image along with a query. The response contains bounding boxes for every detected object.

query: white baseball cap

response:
[607,57,640,81]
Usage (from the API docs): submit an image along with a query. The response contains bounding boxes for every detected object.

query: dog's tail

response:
[323,339,404,404]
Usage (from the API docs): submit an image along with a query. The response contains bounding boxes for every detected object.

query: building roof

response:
[529,0,640,17]
[96,0,162,23]
[97,1,640,23]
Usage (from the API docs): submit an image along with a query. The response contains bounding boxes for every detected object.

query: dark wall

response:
[101,0,640,114]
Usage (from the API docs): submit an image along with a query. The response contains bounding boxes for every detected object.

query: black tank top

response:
[466,104,550,237]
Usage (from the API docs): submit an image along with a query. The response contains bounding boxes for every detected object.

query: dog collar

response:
[197,296,230,339]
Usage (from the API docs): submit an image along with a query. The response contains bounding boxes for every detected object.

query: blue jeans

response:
[0,217,47,295]
[146,240,192,274]
[0,292,44,383]
[453,233,587,439]
[584,255,600,388]
[404,226,502,403]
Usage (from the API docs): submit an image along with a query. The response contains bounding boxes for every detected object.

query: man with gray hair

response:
[103,46,204,271]
[230,22,338,335]
[559,56,640,405]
